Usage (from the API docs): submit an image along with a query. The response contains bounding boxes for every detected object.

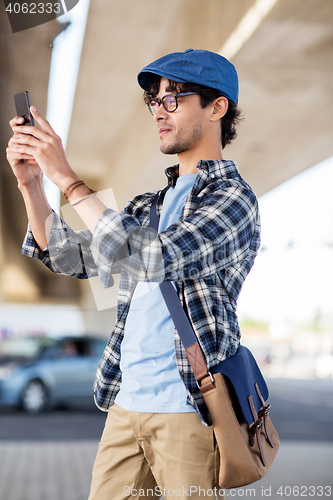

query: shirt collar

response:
[165,159,240,188]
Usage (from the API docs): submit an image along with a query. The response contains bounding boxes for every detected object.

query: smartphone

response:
[14,91,35,126]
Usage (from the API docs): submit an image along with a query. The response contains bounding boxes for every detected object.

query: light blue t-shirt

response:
[115,173,197,413]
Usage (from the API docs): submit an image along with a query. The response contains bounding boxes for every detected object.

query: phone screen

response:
[14,91,35,126]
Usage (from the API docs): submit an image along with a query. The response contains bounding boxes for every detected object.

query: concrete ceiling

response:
[66,0,333,210]
[0,0,332,306]
[0,7,80,302]
[228,0,333,195]
[66,0,258,209]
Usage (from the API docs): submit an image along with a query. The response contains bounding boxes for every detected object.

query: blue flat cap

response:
[138,49,238,104]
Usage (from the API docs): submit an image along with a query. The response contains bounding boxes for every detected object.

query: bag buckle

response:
[248,402,274,466]
[196,371,215,392]
[249,403,271,444]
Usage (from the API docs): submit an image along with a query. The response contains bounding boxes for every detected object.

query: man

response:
[7,49,261,499]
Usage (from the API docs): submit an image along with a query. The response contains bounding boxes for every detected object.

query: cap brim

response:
[138,70,190,91]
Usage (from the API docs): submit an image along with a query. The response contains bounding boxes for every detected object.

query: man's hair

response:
[143,75,242,149]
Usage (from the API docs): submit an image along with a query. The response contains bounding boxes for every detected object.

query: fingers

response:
[9,116,25,129]
[7,145,33,157]
[9,133,40,148]
[8,143,36,161]
[11,107,58,141]
[30,106,57,136]
[9,130,62,164]
[8,152,35,161]
[6,142,35,159]
[7,135,36,161]
[8,107,70,186]
[12,123,45,141]
[6,148,35,169]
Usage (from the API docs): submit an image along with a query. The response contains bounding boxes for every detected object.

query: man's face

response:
[153,77,210,156]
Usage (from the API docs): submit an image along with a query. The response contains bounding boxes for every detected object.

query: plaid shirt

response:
[22,159,260,425]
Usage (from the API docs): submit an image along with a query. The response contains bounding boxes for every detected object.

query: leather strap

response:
[185,343,211,385]
[247,383,276,466]
[248,395,267,466]
[255,383,275,448]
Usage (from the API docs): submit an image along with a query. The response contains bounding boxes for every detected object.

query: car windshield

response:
[0,337,56,360]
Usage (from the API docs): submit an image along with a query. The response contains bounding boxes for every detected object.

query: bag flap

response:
[212,345,269,425]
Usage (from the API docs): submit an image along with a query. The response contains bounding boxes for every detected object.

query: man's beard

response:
[160,122,203,155]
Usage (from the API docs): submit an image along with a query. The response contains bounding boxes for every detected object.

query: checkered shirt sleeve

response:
[22,212,97,280]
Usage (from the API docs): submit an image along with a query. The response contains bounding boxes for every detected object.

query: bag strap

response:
[150,193,215,391]
[150,195,276,463]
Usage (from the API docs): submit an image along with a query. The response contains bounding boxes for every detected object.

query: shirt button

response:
[211,174,215,179]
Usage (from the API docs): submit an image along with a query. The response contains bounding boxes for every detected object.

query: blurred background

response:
[0,0,333,499]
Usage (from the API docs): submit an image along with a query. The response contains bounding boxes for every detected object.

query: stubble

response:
[160,122,203,155]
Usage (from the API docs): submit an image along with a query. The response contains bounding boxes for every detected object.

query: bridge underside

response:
[0,0,332,305]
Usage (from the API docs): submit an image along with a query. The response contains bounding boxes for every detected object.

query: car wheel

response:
[21,380,48,413]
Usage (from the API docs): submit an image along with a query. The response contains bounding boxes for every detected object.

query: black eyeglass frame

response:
[147,92,198,116]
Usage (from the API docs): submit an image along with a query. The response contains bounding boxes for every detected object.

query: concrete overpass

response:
[0,0,332,319]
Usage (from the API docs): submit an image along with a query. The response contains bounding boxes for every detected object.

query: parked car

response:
[0,335,107,413]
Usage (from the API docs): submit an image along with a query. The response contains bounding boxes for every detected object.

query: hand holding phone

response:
[7,91,41,185]
[8,99,76,192]
[14,91,35,126]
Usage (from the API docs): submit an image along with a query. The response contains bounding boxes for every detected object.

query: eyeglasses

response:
[147,92,198,116]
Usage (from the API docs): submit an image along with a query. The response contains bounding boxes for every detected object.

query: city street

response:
[0,377,333,500]
[0,378,332,441]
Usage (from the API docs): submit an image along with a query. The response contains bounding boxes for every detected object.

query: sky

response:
[237,155,333,326]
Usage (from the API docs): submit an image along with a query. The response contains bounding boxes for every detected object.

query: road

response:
[0,378,332,441]
[267,377,333,441]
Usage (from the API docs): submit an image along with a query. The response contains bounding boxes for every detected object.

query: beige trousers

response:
[88,404,224,500]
